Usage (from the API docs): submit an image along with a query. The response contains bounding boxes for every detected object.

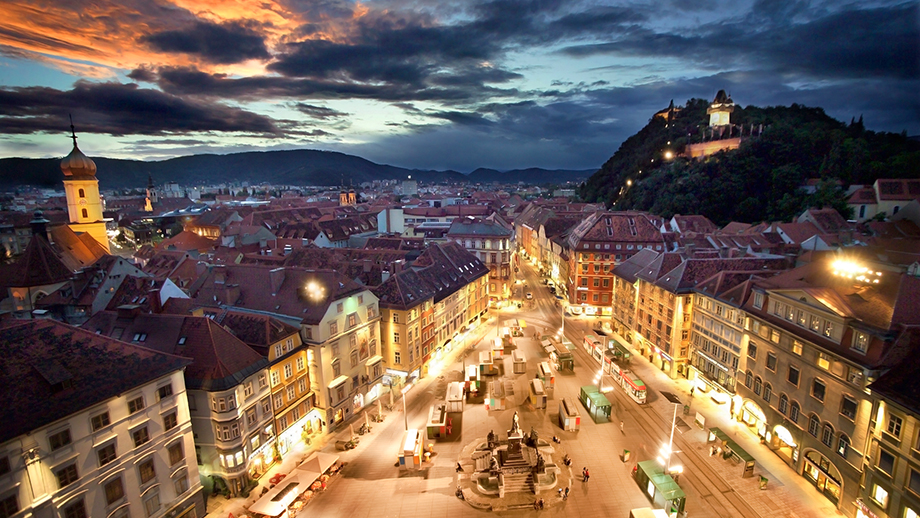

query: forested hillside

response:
[579,100,920,225]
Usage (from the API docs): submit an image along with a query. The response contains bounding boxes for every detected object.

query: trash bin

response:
[623,449,631,462]
[759,476,768,490]
[683,405,690,415]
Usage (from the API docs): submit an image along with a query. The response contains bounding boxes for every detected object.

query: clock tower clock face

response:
[79,199,87,205]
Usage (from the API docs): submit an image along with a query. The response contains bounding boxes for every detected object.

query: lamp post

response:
[594,368,603,392]
[657,403,682,476]
[401,385,412,430]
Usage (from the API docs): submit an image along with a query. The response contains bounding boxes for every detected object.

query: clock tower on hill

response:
[61,125,110,253]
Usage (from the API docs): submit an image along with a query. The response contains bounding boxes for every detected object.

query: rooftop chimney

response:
[30,210,50,242]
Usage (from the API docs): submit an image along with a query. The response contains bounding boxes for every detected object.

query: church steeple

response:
[61,120,109,253]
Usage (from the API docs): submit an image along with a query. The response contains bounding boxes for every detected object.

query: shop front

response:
[740,400,767,438]
[803,450,842,505]
[771,424,800,466]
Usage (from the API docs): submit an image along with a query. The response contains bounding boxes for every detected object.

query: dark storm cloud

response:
[289,103,348,119]
[141,19,271,64]
[561,3,918,81]
[0,81,280,135]
[149,65,515,103]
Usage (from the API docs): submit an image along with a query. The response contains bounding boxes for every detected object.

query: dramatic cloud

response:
[0,0,916,168]
[141,20,272,64]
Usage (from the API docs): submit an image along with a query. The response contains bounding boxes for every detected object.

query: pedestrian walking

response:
[620,420,625,434]
[564,486,570,500]
[582,467,589,482]
[690,387,695,398]
[585,469,590,482]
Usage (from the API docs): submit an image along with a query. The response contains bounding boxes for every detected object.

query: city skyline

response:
[0,0,916,172]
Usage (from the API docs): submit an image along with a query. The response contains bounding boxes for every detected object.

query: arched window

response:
[790,401,800,423]
[762,383,772,403]
[78,188,85,198]
[821,424,834,447]
[753,377,762,396]
[779,394,788,414]
[81,208,88,219]
[808,414,820,436]
[745,371,753,388]
[836,434,850,458]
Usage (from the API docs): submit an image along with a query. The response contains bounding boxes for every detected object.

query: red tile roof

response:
[0,319,191,443]
[84,310,267,390]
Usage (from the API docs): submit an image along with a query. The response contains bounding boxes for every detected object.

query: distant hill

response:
[0,149,592,190]
[466,167,595,184]
[579,100,920,225]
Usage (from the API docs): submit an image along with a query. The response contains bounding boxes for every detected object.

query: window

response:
[358,295,364,304]
[822,425,834,447]
[49,429,72,451]
[817,353,831,370]
[745,371,753,388]
[753,377,762,396]
[748,342,757,359]
[766,352,777,371]
[98,443,117,466]
[791,341,802,355]
[753,292,764,309]
[81,208,88,219]
[810,316,820,332]
[92,412,111,431]
[157,384,173,401]
[812,379,826,402]
[104,478,125,505]
[823,321,834,338]
[274,344,282,358]
[270,371,280,386]
[853,331,869,353]
[259,373,267,389]
[809,414,820,436]
[836,435,849,458]
[128,396,145,414]
[56,463,79,487]
[144,492,160,517]
[787,366,800,386]
[909,468,920,497]
[779,394,788,415]
[887,414,903,438]
[243,382,253,398]
[297,357,305,371]
[841,397,858,420]
[394,351,401,364]
[878,448,895,475]
[273,393,283,410]
[0,456,9,476]
[337,302,344,313]
[78,188,85,198]
[139,458,156,483]
[284,364,293,379]
[133,426,150,447]
[286,385,295,401]
[394,332,400,344]
[168,442,184,466]
[0,494,17,517]
[298,378,307,393]
[392,313,400,324]
[872,484,889,508]
[174,472,189,494]
[63,499,87,518]
[329,321,338,335]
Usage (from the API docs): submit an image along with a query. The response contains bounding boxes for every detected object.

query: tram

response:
[608,360,647,404]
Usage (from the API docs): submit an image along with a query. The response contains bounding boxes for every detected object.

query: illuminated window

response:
[872,483,889,508]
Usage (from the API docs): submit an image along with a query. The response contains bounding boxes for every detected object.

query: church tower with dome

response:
[61,124,110,253]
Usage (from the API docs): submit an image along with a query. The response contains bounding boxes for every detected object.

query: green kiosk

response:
[633,460,686,516]
[578,385,612,422]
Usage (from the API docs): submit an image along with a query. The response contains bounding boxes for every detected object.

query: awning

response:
[299,451,339,474]
[365,355,383,367]
[327,375,348,389]
[248,472,314,516]
[518,319,527,328]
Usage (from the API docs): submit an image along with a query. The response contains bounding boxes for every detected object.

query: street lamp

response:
[401,385,412,430]
[594,368,604,392]
[657,403,682,474]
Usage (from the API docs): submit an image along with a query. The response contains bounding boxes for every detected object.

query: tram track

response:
[572,342,762,518]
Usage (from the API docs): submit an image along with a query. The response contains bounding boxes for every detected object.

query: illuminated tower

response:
[707,90,734,127]
[61,124,110,253]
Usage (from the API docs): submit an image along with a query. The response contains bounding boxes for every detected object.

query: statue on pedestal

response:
[488,430,497,449]
[510,411,520,435]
